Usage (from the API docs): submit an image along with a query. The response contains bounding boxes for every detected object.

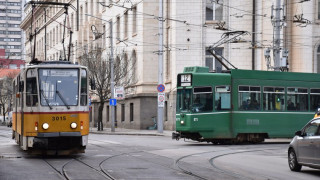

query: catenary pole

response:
[157,0,164,133]
[110,21,115,132]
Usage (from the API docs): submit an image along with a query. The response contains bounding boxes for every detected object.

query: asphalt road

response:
[1,126,320,180]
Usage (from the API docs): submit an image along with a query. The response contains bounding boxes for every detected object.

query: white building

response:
[20,0,320,130]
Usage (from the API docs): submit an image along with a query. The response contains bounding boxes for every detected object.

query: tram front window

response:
[39,69,79,107]
[177,89,192,113]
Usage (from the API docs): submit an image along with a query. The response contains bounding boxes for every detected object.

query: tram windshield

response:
[39,69,79,107]
[177,89,192,113]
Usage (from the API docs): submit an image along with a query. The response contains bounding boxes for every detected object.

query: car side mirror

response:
[295,130,302,136]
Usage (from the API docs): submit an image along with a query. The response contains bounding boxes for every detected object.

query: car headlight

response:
[42,123,49,130]
[70,122,77,129]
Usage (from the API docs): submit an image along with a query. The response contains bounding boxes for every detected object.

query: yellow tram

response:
[12,61,89,154]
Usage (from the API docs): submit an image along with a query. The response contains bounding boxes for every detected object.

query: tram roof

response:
[26,61,86,68]
[182,66,320,82]
[230,69,320,82]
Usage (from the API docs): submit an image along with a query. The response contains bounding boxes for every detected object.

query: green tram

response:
[172,66,320,143]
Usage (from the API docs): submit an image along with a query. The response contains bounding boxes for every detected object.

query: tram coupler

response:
[172,132,180,141]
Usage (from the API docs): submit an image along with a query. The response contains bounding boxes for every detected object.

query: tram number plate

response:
[52,116,67,121]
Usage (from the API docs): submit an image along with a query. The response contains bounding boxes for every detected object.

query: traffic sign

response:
[158,93,165,107]
[157,84,165,92]
[114,86,125,100]
[110,99,117,106]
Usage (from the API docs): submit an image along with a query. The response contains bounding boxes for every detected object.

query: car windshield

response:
[39,69,79,107]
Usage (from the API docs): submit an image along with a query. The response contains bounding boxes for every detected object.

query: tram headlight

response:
[42,123,49,130]
[70,122,77,129]
[180,120,185,125]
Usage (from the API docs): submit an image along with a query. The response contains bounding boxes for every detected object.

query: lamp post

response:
[85,14,115,132]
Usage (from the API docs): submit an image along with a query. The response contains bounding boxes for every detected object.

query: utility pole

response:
[110,20,115,132]
[266,0,288,71]
[157,0,164,133]
[273,0,281,71]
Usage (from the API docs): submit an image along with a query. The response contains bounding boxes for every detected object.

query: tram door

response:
[16,75,24,146]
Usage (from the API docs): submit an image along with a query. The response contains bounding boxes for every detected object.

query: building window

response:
[130,103,134,121]
[132,6,137,34]
[124,11,128,38]
[205,47,223,72]
[116,16,120,40]
[121,104,125,122]
[206,0,223,21]
[318,0,320,19]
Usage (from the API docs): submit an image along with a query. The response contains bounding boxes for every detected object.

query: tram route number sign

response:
[157,84,165,93]
[158,93,165,107]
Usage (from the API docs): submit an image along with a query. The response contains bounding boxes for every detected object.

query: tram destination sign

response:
[179,74,192,87]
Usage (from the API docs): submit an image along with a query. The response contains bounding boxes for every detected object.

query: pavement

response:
[89,127,173,137]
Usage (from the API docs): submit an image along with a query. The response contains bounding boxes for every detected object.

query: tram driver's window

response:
[215,86,230,110]
[80,69,87,106]
[26,69,38,106]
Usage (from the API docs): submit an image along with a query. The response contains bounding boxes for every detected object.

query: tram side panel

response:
[231,75,314,140]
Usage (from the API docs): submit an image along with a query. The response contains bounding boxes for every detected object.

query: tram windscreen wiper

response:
[40,89,52,110]
[56,90,70,109]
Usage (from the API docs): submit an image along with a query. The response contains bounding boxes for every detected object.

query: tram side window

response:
[215,86,230,110]
[193,87,213,112]
[287,88,308,111]
[80,69,87,106]
[311,89,320,112]
[263,87,285,111]
[238,86,261,110]
[26,69,38,106]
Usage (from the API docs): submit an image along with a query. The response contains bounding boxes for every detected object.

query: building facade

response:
[0,0,24,60]
[20,0,320,130]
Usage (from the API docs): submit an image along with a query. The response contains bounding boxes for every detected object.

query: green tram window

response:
[287,88,308,111]
[263,87,285,111]
[26,69,38,106]
[177,89,192,113]
[192,87,213,113]
[238,86,261,110]
[310,89,320,111]
[215,86,230,110]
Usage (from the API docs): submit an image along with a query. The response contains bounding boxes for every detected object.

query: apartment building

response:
[0,0,23,60]
[20,0,320,130]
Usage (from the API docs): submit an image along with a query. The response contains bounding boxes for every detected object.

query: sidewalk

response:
[89,127,173,137]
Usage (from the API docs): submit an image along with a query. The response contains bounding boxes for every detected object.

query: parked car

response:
[7,112,12,127]
[288,118,320,171]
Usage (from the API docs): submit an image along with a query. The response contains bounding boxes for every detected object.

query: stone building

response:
[20,0,320,130]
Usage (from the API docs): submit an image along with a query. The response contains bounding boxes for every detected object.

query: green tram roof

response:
[231,69,320,82]
[182,66,320,83]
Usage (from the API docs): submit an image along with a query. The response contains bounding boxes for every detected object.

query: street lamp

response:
[85,14,116,132]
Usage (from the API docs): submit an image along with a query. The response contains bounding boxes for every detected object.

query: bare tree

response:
[80,47,136,131]
[0,72,15,122]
